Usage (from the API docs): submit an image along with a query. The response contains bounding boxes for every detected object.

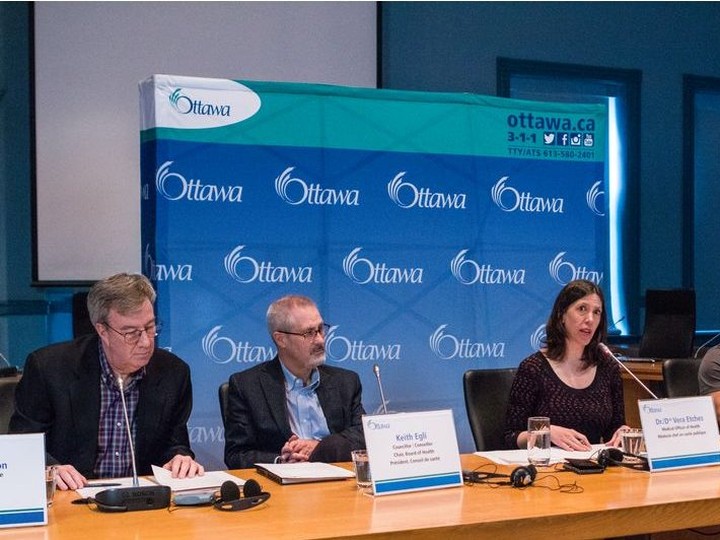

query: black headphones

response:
[597,447,624,468]
[597,447,648,471]
[463,464,537,488]
[509,464,537,487]
[213,479,270,511]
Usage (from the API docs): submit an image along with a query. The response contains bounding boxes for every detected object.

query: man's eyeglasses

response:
[104,322,162,345]
[276,323,330,341]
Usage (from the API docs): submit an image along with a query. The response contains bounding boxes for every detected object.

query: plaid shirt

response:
[93,342,146,478]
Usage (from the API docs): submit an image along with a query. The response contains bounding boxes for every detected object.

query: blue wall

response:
[3,1,720,355]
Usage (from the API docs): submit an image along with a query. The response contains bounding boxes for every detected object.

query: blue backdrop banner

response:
[139,75,608,469]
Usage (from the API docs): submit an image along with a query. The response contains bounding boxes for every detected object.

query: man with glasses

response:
[10,273,204,490]
[224,294,366,469]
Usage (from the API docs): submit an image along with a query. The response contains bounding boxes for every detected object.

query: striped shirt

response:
[93,342,145,478]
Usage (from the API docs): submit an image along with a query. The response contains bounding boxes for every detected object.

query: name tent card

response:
[0,433,47,528]
[638,396,720,471]
[362,409,463,496]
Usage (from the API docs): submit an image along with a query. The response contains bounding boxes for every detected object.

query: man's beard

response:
[308,346,326,368]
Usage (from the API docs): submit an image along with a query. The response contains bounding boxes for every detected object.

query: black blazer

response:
[9,334,194,477]
[224,357,366,469]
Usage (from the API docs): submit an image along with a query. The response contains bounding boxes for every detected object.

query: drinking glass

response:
[527,416,551,465]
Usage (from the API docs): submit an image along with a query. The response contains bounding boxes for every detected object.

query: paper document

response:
[477,444,608,465]
[151,466,244,491]
[76,476,157,498]
[255,462,354,485]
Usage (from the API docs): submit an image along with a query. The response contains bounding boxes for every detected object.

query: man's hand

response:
[280,435,320,463]
[163,454,205,479]
[55,464,88,491]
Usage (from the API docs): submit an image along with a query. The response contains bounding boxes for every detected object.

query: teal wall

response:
[380,1,720,333]
[0,3,77,367]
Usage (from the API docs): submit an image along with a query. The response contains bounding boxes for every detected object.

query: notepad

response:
[255,462,354,485]
[151,466,244,491]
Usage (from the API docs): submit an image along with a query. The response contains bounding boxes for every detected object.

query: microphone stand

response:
[91,376,171,511]
[599,343,659,399]
[0,351,18,378]
[694,332,720,359]
[373,364,389,414]
[118,377,140,487]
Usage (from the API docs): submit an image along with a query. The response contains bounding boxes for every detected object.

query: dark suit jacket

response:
[9,334,194,478]
[224,357,366,469]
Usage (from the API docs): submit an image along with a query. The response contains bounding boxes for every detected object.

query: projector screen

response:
[33,2,376,284]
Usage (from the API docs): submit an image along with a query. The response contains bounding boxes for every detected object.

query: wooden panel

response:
[622,361,664,428]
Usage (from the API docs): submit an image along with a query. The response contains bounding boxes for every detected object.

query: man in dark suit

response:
[10,273,204,490]
[224,295,366,469]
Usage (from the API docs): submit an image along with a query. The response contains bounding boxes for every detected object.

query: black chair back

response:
[73,291,95,337]
[463,368,516,451]
[662,357,701,398]
[638,289,696,358]
[218,382,229,428]
[0,374,21,434]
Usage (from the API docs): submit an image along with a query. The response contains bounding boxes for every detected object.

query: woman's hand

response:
[606,425,631,448]
[550,425,592,451]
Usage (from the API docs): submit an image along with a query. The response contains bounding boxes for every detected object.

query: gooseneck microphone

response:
[598,343,659,399]
[694,332,720,359]
[91,376,171,512]
[373,364,389,414]
[0,351,18,378]
[118,377,139,487]
[607,315,626,334]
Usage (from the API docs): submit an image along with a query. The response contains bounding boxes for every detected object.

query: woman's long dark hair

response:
[544,279,607,366]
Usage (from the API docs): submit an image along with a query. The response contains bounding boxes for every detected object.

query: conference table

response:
[4,455,720,540]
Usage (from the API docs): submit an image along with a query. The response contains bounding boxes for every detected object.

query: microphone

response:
[694,332,720,359]
[598,343,659,399]
[373,364,389,414]
[118,377,139,487]
[0,351,18,378]
[92,376,171,512]
[607,315,626,335]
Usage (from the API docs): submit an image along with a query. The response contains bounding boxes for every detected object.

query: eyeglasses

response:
[104,322,161,345]
[276,323,330,341]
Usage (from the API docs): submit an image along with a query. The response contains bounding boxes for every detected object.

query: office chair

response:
[0,374,21,434]
[637,289,696,359]
[218,382,230,428]
[463,368,516,451]
[661,357,701,398]
[72,291,95,337]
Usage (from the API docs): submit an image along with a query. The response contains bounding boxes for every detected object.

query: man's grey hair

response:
[87,273,156,325]
[266,295,317,339]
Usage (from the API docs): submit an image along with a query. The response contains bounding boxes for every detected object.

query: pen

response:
[87,482,122,487]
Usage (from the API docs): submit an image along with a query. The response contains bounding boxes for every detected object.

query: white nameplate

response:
[638,396,720,471]
[362,409,463,496]
[0,433,47,528]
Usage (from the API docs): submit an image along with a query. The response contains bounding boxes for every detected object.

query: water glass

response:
[351,449,372,488]
[45,466,58,507]
[622,428,645,457]
[527,416,551,466]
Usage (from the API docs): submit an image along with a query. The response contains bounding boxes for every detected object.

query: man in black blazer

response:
[224,295,366,469]
[10,273,204,490]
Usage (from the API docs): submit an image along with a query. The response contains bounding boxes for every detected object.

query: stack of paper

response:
[255,462,354,485]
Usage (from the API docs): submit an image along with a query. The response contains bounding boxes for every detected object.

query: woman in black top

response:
[504,279,628,450]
